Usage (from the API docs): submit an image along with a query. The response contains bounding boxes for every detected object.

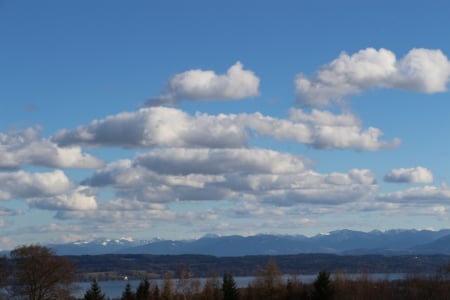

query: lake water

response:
[72,273,407,299]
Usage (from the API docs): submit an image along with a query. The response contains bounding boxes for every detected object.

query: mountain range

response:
[47,229,450,256]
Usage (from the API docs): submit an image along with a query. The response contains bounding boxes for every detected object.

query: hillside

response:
[67,253,450,280]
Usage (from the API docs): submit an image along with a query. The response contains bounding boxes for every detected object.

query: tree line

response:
[2,245,450,300]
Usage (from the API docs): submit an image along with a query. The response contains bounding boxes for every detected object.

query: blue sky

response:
[1,0,450,249]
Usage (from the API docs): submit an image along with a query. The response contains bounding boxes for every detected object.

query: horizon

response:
[4,227,450,251]
[1,1,450,250]
[61,227,450,245]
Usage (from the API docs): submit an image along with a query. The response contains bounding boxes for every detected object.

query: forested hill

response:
[67,253,450,280]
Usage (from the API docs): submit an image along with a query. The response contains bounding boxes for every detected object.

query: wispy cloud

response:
[0,207,20,217]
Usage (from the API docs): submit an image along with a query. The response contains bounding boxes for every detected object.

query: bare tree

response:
[252,260,284,300]
[161,272,174,300]
[201,273,221,300]
[9,245,76,300]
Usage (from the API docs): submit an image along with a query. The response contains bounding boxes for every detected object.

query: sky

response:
[1,0,450,250]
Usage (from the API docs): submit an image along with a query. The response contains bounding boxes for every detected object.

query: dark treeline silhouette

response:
[3,246,450,300]
[80,260,450,300]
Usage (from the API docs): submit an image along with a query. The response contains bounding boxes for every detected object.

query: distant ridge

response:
[46,229,450,256]
[411,234,450,254]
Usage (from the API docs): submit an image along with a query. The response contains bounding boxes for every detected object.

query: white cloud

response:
[296,48,450,106]
[384,166,434,183]
[231,202,266,217]
[311,124,399,151]
[237,109,400,151]
[82,147,377,206]
[54,197,315,239]
[52,106,398,151]
[52,107,248,148]
[349,169,378,185]
[240,170,377,205]
[54,199,176,224]
[288,108,360,126]
[147,61,260,105]
[236,112,312,144]
[377,184,450,203]
[394,48,450,92]
[28,187,98,211]
[135,148,307,175]
[0,127,103,169]
[81,159,142,187]
[103,199,166,211]
[0,170,74,199]
[85,160,233,203]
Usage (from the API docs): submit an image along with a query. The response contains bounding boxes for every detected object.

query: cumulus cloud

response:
[85,157,233,203]
[146,62,260,105]
[384,166,434,183]
[135,148,307,175]
[0,170,74,200]
[0,127,103,169]
[237,109,400,151]
[377,184,450,203]
[232,169,377,205]
[82,147,377,206]
[296,48,450,106]
[52,107,248,148]
[260,184,376,205]
[28,187,98,211]
[53,106,398,151]
[0,170,97,213]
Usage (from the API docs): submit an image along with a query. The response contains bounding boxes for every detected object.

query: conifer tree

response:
[312,270,333,300]
[152,284,161,300]
[84,279,106,300]
[121,282,136,300]
[136,278,150,300]
[222,273,239,300]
